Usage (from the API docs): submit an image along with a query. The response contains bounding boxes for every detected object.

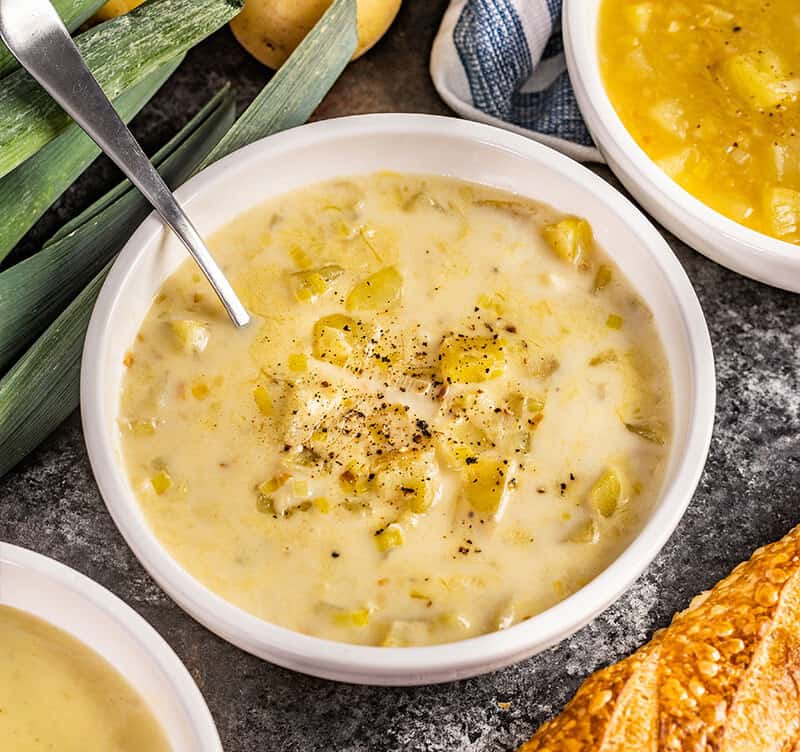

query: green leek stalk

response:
[0,0,107,79]
[200,0,357,168]
[0,0,357,478]
[0,86,234,371]
[0,0,242,181]
[0,87,236,477]
[0,58,182,264]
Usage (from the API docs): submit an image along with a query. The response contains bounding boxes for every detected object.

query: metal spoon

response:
[0,0,250,328]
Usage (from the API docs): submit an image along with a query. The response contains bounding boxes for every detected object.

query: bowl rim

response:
[0,542,222,750]
[81,112,715,685]
[562,0,800,264]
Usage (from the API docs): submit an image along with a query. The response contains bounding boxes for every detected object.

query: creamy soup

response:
[119,173,671,646]
[0,605,170,751]
[599,0,800,243]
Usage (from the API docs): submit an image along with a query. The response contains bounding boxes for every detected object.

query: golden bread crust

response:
[520,525,800,751]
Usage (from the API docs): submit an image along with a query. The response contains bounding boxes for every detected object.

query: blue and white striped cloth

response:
[430,0,602,163]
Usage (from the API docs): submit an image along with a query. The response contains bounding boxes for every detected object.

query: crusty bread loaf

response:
[520,525,800,751]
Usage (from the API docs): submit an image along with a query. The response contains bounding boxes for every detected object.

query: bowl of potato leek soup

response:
[0,543,221,751]
[564,0,800,291]
[82,114,714,685]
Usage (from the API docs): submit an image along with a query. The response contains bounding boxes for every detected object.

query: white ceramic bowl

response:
[0,543,221,750]
[82,113,715,685]
[564,0,800,292]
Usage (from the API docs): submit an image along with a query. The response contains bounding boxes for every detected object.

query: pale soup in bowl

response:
[0,605,170,752]
[599,0,800,244]
[118,172,671,647]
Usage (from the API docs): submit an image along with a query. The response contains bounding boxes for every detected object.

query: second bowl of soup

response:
[82,114,714,684]
[0,543,222,751]
[565,0,800,291]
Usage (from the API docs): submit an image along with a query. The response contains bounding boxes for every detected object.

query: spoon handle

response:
[0,0,250,328]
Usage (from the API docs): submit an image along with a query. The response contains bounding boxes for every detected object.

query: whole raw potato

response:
[230,0,402,69]
[92,0,145,22]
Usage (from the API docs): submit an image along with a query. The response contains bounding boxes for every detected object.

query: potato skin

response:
[93,0,146,22]
[230,0,402,69]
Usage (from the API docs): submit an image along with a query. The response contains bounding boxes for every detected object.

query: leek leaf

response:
[0,0,242,180]
[200,0,357,168]
[0,58,182,265]
[0,0,356,477]
[0,86,235,372]
[0,263,109,479]
[0,0,107,79]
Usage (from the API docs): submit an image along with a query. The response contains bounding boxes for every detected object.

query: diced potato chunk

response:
[568,518,600,544]
[169,319,208,354]
[476,292,507,316]
[255,495,274,515]
[719,50,800,109]
[507,393,546,418]
[339,461,372,496]
[699,4,734,25]
[624,3,654,33]
[589,468,623,517]
[771,140,800,184]
[438,388,538,463]
[376,450,439,513]
[541,217,593,267]
[312,314,357,366]
[292,479,311,499]
[494,598,521,630]
[151,469,172,495]
[346,266,403,311]
[437,612,472,631]
[655,146,699,179]
[381,619,430,646]
[292,271,326,302]
[375,522,404,552]
[438,334,506,383]
[282,382,343,448]
[436,425,490,470]
[463,458,514,517]
[252,385,273,416]
[625,46,652,77]
[764,186,800,240]
[290,264,343,303]
[649,98,688,139]
[401,479,434,514]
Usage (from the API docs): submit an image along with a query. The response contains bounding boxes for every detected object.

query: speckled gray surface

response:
[2,3,800,751]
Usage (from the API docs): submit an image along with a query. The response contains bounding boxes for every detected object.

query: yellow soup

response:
[119,173,672,646]
[0,605,170,752]
[599,0,800,243]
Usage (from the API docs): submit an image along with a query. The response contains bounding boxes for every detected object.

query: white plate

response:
[564,0,800,292]
[0,543,222,751]
[81,113,715,685]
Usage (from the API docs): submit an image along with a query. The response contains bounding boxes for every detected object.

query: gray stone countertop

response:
[2,2,800,750]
